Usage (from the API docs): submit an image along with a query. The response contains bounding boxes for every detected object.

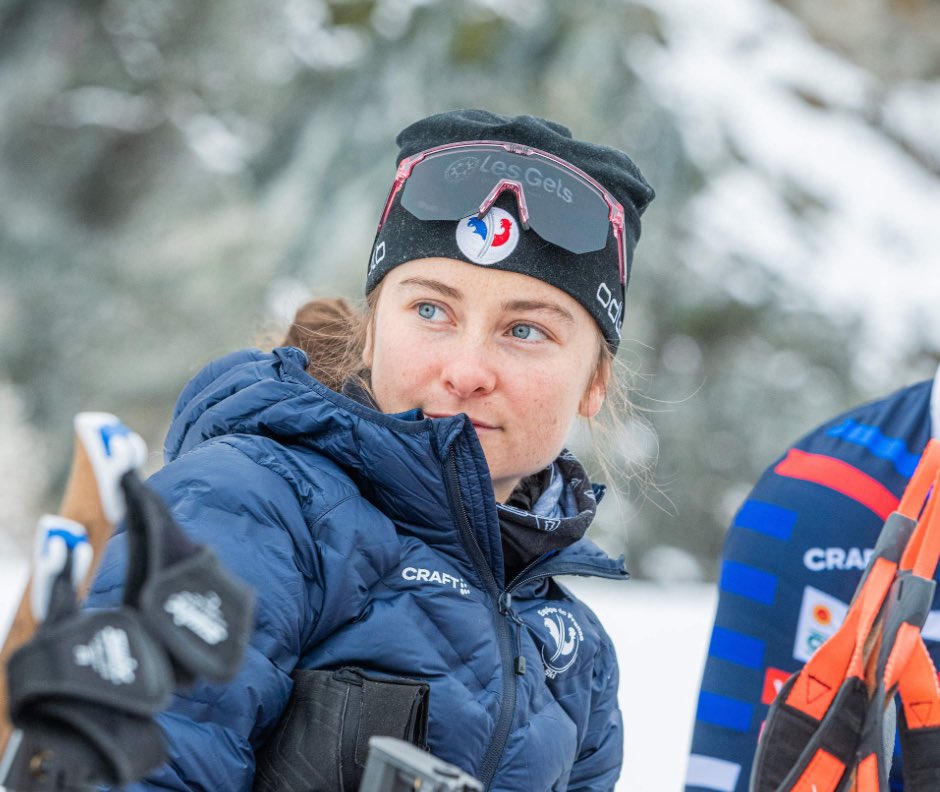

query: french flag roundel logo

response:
[455,207,519,265]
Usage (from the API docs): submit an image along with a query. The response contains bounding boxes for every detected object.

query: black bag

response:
[253,667,430,792]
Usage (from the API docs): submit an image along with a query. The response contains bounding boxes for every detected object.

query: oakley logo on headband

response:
[455,207,519,265]
[444,154,575,204]
[597,281,624,332]
[376,140,627,288]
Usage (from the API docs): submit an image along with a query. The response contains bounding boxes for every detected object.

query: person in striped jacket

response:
[685,370,940,792]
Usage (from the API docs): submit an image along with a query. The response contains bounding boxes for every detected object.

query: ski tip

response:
[30,515,91,622]
[73,412,148,524]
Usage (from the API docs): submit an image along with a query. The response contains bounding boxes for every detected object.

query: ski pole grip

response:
[58,430,109,559]
[1,414,145,754]
[0,433,106,754]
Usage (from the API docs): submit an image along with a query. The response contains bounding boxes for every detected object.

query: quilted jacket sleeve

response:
[85,440,326,792]
[566,632,623,792]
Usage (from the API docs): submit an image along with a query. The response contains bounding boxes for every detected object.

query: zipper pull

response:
[498,591,512,613]
[498,592,527,675]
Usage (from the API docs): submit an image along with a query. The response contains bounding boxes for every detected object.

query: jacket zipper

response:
[507,558,631,594]
[443,449,516,791]
[443,449,630,789]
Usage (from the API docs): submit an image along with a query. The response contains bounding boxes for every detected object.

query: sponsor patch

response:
[455,207,519,265]
[761,666,792,705]
[793,586,848,662]
[401,566,471,596]
[803,546,872,572]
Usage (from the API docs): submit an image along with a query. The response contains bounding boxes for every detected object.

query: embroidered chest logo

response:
[537,606,584,678]
[793,586,848,663]
[402,566,471,596]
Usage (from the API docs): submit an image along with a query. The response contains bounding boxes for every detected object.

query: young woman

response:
[88,109,655,792]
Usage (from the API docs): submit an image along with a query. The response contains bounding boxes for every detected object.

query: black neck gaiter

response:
[497,452,603,583]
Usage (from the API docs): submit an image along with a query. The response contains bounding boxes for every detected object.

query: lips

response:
[424,412,499,431]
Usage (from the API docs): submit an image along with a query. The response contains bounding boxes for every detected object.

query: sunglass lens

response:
[401,148,612,255]
[521,169,611,255]
[401,150,494,220]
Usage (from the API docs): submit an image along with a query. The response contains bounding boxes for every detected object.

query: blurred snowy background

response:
[3,0,940,574]
[1,0,940,786]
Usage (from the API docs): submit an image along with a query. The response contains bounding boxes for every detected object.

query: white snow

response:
[0,560,29,650]
[0,556,714,791]
[565,577,716,792]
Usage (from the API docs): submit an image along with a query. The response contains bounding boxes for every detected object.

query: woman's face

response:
[364,257,609,503]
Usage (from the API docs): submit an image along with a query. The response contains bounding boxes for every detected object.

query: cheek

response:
[507,370,581,436]
[371,339,437,410]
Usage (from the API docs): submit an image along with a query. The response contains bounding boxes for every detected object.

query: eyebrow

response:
[397,277,575,324]
[502,299,575,324]
[397,277,463,300]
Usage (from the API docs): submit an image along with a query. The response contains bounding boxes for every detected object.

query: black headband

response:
[365,110,655,352]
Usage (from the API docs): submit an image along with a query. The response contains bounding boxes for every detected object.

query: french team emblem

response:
[455,207,519,265]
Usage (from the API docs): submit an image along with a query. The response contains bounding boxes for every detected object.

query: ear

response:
[578,355,610,419]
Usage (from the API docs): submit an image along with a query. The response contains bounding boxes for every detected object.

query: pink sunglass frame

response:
[376,140,628,285]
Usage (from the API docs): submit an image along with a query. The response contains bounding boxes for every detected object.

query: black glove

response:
[5,555,174,789]
[3,472,256,791]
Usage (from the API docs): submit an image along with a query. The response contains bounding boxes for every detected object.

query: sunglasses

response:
[376,140,628,286]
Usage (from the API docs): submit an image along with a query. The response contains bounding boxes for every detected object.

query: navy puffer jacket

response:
[87,347,628,791]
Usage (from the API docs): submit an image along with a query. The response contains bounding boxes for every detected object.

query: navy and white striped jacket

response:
[686,374,940,792]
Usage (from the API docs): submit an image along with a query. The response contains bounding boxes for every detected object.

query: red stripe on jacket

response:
[774,449,899,520]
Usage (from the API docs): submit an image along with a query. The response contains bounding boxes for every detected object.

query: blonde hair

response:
[281,292,379,393]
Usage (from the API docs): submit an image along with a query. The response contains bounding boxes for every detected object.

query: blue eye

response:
[510,324,545,341]
[417,302,442,321]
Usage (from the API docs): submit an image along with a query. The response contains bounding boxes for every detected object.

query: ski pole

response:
[0,413,146,754]
[1,414,255,791]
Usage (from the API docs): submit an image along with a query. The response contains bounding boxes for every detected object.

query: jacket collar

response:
[165,347,492,548]
[164,346,623,583]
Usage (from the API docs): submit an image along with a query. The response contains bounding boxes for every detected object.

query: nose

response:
[440,343,497,399]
